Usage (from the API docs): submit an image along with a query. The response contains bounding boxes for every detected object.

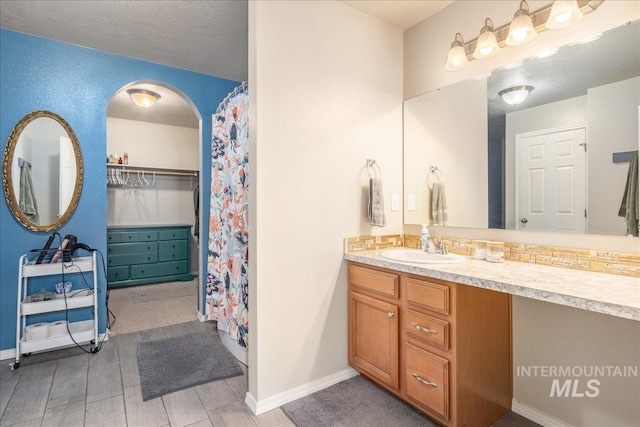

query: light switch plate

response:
[408,194,415,211]
[391,194,399,211]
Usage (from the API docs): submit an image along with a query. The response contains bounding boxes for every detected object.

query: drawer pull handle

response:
[387,312,394,319]
[412,373,437,388]
[412,322,437,334]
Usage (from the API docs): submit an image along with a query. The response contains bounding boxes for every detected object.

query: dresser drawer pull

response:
[412,322,437,334]
[387,312,394,318]
[412,373,437,388]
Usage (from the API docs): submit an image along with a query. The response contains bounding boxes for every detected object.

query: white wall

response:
[404,79,487,227]
[588,77,640,236]
[505,96,588,230]
[106,117,199,271]
[249,0,403,409]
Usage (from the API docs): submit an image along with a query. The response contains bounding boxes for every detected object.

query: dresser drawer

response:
[158,228,190,241]
[405,344,449,420]
[406,310,449,350]
[107,242,157,256]
[107,266,129,282]
[349,264,399,299]
[406,278,449,315]
[130,260,189,279]
[159,240,188,262]
[108,252,157,267]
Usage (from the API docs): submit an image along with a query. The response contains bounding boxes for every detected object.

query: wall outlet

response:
[408,194,415,211]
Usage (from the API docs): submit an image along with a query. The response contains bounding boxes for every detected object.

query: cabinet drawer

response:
[406,310,449,350]
[158,228,190,241]
[107,233,121,243]
[349,264,398,299]
[107,266,129,282]
[405,344,449,420]
[159,240,188,262]
[107,242,157,256]
[130,261,189,279]
[108,252,157,267]
[406,278,449,315]
[138,231,158,241]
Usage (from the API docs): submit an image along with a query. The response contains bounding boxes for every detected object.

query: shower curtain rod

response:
[215,81,248,115]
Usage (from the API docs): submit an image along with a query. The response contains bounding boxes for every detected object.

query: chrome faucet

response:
[434,239,447,255]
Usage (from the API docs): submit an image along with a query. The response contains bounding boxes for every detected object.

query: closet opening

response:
[105,81,202,335]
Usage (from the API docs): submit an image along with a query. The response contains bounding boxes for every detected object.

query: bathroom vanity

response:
[346,248,640,427]
[348,261,511,427]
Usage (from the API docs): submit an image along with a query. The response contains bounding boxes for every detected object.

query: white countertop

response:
[344,249,640,321]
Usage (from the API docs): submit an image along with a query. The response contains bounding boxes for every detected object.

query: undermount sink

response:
[380,249,465,264]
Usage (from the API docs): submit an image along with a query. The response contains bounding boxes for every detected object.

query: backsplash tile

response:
[349,234,640,278]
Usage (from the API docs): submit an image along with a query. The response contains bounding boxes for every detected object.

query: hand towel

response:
[19,163,39,222]
[368,178,386,227]
[431,182,448,226]
[618,154,638,236]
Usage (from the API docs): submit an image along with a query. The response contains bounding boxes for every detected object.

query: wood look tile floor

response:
[1,280,541,427]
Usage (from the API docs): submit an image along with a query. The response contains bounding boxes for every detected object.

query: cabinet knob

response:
[411,322,437,334]
[387,312,394,318]
[412,373,437,388]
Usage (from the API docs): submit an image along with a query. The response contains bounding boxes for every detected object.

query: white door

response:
[59,136,76,217]
[516,128,586,233]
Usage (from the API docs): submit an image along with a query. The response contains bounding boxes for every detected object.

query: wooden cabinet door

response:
[348,291,399,390]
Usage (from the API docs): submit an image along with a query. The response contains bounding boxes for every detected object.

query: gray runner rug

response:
[281,375,438,427]
[137,330,243,401]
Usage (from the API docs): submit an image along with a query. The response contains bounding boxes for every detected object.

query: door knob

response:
[387,312,394,318]
[520,218,528,224]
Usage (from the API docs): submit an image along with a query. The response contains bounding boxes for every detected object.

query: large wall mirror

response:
[404,20,639,237]
[2,110,83,232]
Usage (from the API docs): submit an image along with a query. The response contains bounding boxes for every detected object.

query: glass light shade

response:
[127,89,160,108]
[445,45,469,70]
[506,14,537,46]
[499,86,533,105]
[473,19,501,59]
[546,0,583,29]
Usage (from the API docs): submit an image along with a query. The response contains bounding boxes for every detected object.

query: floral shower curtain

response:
[206,83,249,348]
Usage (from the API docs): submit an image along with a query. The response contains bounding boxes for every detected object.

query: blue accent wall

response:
[0,29,239,351]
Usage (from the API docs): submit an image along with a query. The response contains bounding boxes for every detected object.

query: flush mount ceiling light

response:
[499,86,533,105]
[127,89,161,108]
[444,0,603,71]
[546,0,583,29]
[445,33,469,71]
[505,0,537,46]
[473,18,501,59]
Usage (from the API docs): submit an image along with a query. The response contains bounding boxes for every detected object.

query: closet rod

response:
[107,164,198,177]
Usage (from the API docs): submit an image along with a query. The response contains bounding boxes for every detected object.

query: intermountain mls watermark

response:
[517,365,639,397]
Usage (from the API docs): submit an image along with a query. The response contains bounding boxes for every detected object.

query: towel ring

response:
[366,159,382,179]
[427,166,445,187]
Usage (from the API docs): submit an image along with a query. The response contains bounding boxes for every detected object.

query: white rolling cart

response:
[10,252,99,370]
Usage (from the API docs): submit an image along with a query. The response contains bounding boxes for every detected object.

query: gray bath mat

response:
[137,330,243,401]
[281,375,437,426]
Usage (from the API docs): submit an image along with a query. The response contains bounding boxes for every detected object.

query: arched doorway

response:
[105,81,202,335]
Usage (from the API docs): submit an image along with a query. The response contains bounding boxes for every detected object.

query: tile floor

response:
[1,280,540,427]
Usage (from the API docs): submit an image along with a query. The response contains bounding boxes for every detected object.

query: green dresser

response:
[107,225,194,288]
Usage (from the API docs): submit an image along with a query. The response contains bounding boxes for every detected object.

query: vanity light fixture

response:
[505,1,537,46]
[499,85,533,105]
[473,18,501,59]
[127,89,161,108]
[445,33,469,70]
[444,0,603,71]
[546,0,583,29]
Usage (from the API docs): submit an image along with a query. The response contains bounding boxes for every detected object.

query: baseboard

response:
[0,332,109,361]
[512,398,573,427]
[245,367,359,416]
[196,311,207,322]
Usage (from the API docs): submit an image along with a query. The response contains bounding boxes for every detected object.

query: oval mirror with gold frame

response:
[2,110,83,232]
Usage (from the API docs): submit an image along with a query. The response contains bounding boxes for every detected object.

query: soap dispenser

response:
[420,224,430,252]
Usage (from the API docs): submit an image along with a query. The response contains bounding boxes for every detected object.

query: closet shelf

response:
[107,164,198,177]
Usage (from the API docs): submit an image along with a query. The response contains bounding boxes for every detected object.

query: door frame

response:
[514,124,588,232]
